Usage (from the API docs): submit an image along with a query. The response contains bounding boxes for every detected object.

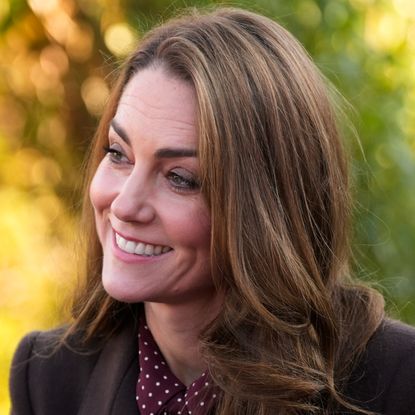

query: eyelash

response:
[167,171,199,192]
[102,146,199,193]
[103,146,127,164]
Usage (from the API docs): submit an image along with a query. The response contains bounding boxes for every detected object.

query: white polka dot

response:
[200,402,205,406]
[144,341,148,346]
[138,378,141,383]
[145,374,150,379]
[163,375,167,380]
[213,394,217,398]
[156,382,160,386]
[158,401,162,406]
[174,383,179,387]
[195,391,199,396]
[186,401,189,405]
[154,351,158,355]
[205,382,209,386]
[161,361,166,365]
[135,396,138,400]
[141,385,145,390]
[165,389,170,394]
[144,325,148,330]
[142,404,146,409]
[154,365,159,369]
[139,350,141,354]
[177,398,182,402]
[148,392,153,397]
[144,357,149,361]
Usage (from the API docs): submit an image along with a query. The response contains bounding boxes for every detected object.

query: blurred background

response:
[1,0,414,411]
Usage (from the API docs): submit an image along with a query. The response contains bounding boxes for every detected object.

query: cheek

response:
[166,202,211,250]
[89,163,117,214]
[193,210,211,248]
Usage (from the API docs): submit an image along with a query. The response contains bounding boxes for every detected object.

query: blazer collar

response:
[78,319,140,415]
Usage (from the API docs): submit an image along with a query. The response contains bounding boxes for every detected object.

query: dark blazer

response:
[9,319,415,415]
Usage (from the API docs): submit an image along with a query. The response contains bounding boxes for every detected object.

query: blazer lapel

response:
[78,321,140,415]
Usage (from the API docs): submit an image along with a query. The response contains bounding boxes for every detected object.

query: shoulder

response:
[10,319,140,415]
[370,318,415,351]
[358,318,415,371]
[10,327,101,415]
[346,318,415,414]
[362,318,415,384]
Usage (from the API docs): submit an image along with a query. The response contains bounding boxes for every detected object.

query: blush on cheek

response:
[89,164,117,245]
[169,205,210,243]
[89,163,118,213]
[89,168,104,213]
[193,207,211,239]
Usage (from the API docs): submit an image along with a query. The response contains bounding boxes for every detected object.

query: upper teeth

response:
[115,233,171,256]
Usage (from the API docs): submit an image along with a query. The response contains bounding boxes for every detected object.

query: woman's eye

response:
[103,145,128,164]
[168,170,199,192]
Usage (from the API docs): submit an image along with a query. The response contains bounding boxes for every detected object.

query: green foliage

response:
[1,0,414,411]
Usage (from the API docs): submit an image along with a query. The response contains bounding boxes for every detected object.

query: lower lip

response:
[111,232,172,264]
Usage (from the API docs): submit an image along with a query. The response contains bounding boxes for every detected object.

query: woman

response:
[9,7,415,415]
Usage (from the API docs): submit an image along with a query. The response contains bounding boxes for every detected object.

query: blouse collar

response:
[136,318,217,414]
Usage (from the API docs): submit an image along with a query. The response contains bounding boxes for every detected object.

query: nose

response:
[110,168,156,224]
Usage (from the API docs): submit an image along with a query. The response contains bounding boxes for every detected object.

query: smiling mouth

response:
[115,233,172,256]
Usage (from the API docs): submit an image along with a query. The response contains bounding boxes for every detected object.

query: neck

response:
[144,294,222,386]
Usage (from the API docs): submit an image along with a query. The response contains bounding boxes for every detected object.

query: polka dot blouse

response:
[136,318,217,415]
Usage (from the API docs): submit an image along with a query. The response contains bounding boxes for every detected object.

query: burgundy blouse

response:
[136,319,217,415]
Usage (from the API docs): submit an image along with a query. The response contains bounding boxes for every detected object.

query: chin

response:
[102,275,143,304]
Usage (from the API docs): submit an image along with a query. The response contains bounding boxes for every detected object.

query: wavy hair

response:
[68,7,384,414]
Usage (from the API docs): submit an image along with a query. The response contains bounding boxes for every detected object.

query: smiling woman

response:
[91,68,214,309]
[9,6,415,415]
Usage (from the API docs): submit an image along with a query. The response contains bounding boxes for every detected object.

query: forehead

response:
[112,68,199,150]
[115,68,198,141]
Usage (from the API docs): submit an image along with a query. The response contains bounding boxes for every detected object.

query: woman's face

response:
[90,67,213,305]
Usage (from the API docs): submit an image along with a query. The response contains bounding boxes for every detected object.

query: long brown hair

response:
[69,7,384,414]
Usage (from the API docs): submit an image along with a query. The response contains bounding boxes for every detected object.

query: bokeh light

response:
[81,76,110,116]
[365,9,407,51]
[393,0,415,19]
[28,0,60,15]
[104,22,136,56]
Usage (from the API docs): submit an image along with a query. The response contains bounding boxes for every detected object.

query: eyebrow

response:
[155,148,197,158]
[110,119,130,144]
[110,119,197,159]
